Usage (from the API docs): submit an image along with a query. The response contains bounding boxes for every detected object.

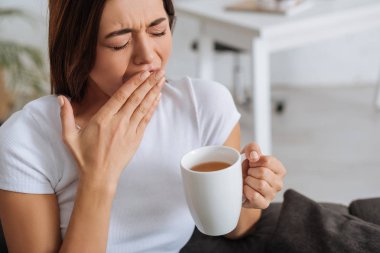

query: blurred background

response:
[0,0,379,204]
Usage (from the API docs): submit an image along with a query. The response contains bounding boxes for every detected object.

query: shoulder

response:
[190,78,231,95]
[0,95,60,153]
[0,95,61,193]
[165,77,233,108]
[167,76,230,96]
[23,95,61,125]
[166,77,240,146]
[191,78,233,108]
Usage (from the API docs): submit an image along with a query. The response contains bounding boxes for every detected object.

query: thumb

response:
[241,142,262,163]
[58,96,76,140]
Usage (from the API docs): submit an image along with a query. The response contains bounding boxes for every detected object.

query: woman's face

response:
[89,0,172,96]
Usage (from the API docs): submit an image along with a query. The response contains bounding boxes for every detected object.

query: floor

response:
[238,86,380,205]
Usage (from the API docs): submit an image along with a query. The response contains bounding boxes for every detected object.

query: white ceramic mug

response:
[180,146,246,236]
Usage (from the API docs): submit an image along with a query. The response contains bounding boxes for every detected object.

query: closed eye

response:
[151,31,166,37]
[109,29,166,51]
[111,41,129,51]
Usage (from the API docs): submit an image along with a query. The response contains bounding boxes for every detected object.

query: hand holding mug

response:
[241,142,286,209]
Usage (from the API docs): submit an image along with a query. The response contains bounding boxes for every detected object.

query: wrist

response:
[225,208,262,239]
[78,175,118,199]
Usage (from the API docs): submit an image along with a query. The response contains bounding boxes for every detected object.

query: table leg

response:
[251,39,272,154]
[375,67,380,111]
[198,31,214,80]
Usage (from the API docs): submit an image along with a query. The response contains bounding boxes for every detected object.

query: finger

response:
[249,155,286,176]
[129,78,165,128]
[58,96,77,143]
[96,70,151,119]
[136,92,161,135]
[119,70,165,120]
[248,167,283,192]
[241,142,262,179]
[241,142,263,163]
[244,177,275,202]
[243,186,270,209]
[242,158,249,179]
[248,166,275,188]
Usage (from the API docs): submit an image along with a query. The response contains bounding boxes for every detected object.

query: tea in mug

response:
[191,161,231,172]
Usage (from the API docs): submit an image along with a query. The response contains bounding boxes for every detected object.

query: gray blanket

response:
[266,190,380,253]
[181,189,380,253]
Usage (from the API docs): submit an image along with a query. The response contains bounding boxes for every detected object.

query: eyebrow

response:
[105,17,167,39]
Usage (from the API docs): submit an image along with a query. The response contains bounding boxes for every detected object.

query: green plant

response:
[0,7,48,123]
[0,8,47,96]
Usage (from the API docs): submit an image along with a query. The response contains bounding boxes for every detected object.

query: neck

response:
[72,80,110,128]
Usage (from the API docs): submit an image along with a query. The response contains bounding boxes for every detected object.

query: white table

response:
[175,0,380,154]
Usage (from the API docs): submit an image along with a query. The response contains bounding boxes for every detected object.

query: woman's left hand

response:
[241,142,286,209]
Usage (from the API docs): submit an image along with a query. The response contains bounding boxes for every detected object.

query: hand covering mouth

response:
[122,67,161,83]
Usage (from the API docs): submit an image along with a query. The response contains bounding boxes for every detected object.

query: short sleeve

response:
[0,108,55,194]
[191,79,241,146]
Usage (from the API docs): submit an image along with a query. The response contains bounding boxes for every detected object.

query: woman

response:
[0,0,286,252]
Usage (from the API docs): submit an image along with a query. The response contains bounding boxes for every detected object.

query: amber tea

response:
[191,161,231,172]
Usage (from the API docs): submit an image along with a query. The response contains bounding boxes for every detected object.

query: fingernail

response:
[157,92,162,100]
[140,71,150,80]
[250,151,259,161]
[57,96,64,107]
[155,70,165,81]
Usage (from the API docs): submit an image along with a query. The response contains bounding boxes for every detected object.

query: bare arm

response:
[0,181,116,253]
[0,190,61,253]
[58,181,116,253]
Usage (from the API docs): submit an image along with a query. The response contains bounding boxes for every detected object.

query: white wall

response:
[270,28,380,86]
[2,0,380,88]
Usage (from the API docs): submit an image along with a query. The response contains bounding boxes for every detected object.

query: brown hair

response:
[49,0,176,102]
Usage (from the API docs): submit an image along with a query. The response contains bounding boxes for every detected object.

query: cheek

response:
[89,47,131,95]
[160,35,172,66]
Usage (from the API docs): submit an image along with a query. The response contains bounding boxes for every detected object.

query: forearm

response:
[59,179,116,253]
[225,208,261,239]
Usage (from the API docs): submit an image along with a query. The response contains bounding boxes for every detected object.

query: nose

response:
[132,34,154,66]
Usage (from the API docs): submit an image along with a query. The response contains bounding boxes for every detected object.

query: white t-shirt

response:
[0,77,241,253]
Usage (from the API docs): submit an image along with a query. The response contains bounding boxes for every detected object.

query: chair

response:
[191,40,286,114]
[191,41,248,104]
